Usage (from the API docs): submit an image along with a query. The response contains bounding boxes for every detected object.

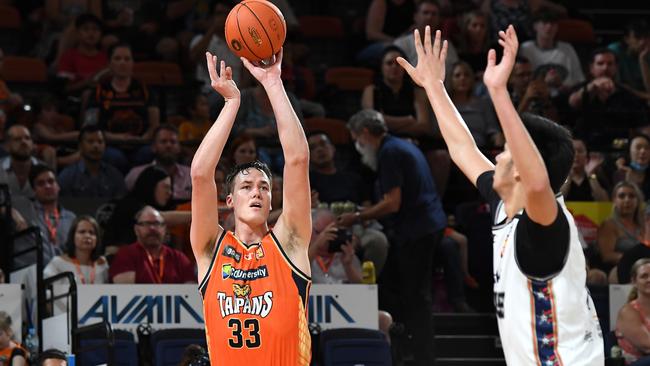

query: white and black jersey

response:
[477,171,604,366]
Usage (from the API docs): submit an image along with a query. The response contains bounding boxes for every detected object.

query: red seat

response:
[304,117,350,145]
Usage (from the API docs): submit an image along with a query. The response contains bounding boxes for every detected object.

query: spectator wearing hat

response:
[519,8,585,89]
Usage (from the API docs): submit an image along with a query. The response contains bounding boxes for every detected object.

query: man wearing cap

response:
[519,7,585,88]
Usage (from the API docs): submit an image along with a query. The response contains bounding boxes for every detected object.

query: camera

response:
[328,227,352,253]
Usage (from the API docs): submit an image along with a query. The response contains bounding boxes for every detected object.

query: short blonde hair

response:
[0,311,12,332]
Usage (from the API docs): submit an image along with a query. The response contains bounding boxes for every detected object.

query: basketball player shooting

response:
[190,50,312,364]
[397,25,604,365]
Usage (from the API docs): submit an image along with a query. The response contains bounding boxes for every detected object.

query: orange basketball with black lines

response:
[224,0,286,62]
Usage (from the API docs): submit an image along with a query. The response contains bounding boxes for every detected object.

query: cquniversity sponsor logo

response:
[79,295,203,325]
[222,264,269,281]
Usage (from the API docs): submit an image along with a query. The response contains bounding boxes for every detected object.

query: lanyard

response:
[44,207,60,244]
[72,258,96,284]
[316,256,334,274]
[143,246,165,284]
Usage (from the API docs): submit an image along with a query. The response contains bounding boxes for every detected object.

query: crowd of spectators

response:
[1,0,650,362]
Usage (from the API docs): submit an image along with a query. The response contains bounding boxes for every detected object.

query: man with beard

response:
[125,124,192,202]
[110,205,195,284]
[57,125,126,198]
[0,125,45,199]
[338,109,446,366]
[308,131,389,275]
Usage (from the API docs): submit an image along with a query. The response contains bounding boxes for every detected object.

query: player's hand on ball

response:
[206,52,240,100]
[241,48,284,88]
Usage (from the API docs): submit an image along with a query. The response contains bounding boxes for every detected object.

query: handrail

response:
[43,271,78,352]
[0,184,11,280]
[9,226,44,352]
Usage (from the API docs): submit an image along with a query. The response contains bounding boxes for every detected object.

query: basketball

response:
[224,0,286,63]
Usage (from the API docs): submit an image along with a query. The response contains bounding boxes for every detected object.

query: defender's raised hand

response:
[396,26,448,88]
[483,25,519,90]
[206,52,240,100]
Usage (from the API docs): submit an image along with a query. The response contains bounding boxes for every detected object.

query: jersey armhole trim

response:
[198,230,227,296]
[514,208,571,282]
[269,230,312,281]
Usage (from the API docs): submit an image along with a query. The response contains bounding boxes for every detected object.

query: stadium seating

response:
[150,328,206,366]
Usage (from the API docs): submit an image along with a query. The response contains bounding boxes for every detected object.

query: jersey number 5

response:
[228,318,261,348]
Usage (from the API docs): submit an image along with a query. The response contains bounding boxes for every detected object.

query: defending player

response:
[397,25,604,365]
[190,51,312,364]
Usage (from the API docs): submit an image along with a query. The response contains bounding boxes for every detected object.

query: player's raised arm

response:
[190,53,240,271]
[483,25,557,225]
[241,51,311,250]
[397,26,494,186]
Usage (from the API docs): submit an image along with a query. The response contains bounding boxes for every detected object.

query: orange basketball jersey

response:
[199,230,311,365]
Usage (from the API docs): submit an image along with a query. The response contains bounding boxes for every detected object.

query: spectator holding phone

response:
[309,208,361,284]
[309,208,394,342]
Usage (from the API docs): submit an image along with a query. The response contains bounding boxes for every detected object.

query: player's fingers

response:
[240,56,255,72]
[225,66,233,80]
[486,49,496,68]
[508,25,518,45]
[413,29,424,58]
[431,28,439,57]
[206,52,218,80]
[440,40,448,62]
[276,47,283,64]
[220,60,226,79]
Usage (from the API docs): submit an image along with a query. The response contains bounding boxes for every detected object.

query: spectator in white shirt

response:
[519,8,585,89]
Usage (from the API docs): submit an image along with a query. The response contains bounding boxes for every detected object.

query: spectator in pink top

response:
[616,258,650,364]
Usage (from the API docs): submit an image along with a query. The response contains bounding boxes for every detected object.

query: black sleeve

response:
[515,203,570,280]
[475,170,501,222]
[11,347,26,360]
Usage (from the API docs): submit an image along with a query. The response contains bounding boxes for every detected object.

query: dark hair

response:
[589,47,617,65]
[447,61,475,95]
[108,42,132,59]
[520,113,574,193]
[65,215,102,261]
[627,133,650,163]
[572,137,588,155]
[532,7,562,23]
[38,349,67,365]
[416,0,440,13]
[378,45,407,69]
[78,124,105,144]
[225,160,272,195]
[75,13,103,30]
[29,164,56,188]
[179,344,210,366]
[624,19,649,38]
[153,123,179,141]
[228,134,257,164]
[132,166,173,209]
[34,94,60,115]
[347,109,388,136]
[306,130,332,142]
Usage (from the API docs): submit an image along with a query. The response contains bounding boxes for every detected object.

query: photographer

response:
[309,208,362,284]
[309,208,393,341]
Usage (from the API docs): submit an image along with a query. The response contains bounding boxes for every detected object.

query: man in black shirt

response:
[308,131,389,274]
